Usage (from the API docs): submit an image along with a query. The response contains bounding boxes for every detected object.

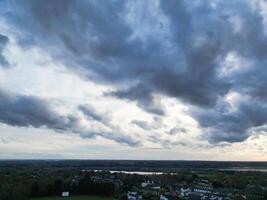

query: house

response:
[127,191,142,200]
[141,180,154,188]
[62,191,69,197]
[193,188,211,194]
[179,187,192,198]
[160,195,169,200]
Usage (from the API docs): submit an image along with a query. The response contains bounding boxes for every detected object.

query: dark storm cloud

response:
[4,0,230,109]
[192,98,267,143]
[0,88,77,131]
[0,34,9,67]
[0,88,139,146]
[108,84,166,115]
[3,0,267,143]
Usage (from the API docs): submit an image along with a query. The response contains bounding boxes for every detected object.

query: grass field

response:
[31,195,117,200]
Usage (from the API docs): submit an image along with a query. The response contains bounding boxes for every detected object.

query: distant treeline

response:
[0,160,267,171]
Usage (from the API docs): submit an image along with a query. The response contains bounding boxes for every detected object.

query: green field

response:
[31,195,117,200]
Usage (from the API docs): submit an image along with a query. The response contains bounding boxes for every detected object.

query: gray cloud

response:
[2,0,267,144]
[167,127,187,135]
[132,120,152,131]
[192,98,267,143]
[4,0,230,109]
[78,104,140,146]
[0,88,139,146]
[80,130,140,147]
[132,116,164,131]
[149,135,186,149]
[0,138,8,144]
[108,84,166,115]
[79,104,109,125]
[0,88,77,131]
[0,34,9,67]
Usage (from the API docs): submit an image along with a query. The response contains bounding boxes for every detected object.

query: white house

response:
[160,195,169,200]
[127,191,142,200]
[62,191,69,197]
[141,180,154,188]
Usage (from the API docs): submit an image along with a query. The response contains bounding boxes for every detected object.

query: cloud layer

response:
[1,0,267,147]
[0,34,9,67]
[0,88,76,130]
[0,88,139,146]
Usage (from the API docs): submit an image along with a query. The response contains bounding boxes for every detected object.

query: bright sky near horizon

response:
[0,0,267,160]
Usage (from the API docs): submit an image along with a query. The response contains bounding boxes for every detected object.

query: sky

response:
[0,0,267,160]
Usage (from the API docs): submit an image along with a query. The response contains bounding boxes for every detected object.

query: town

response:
[0,160,267,200]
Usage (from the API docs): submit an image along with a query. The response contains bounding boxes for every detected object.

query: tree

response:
[1,183,28,200]
[264,189,267,200]
[31,181,39,197]
[54,179,63,195]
